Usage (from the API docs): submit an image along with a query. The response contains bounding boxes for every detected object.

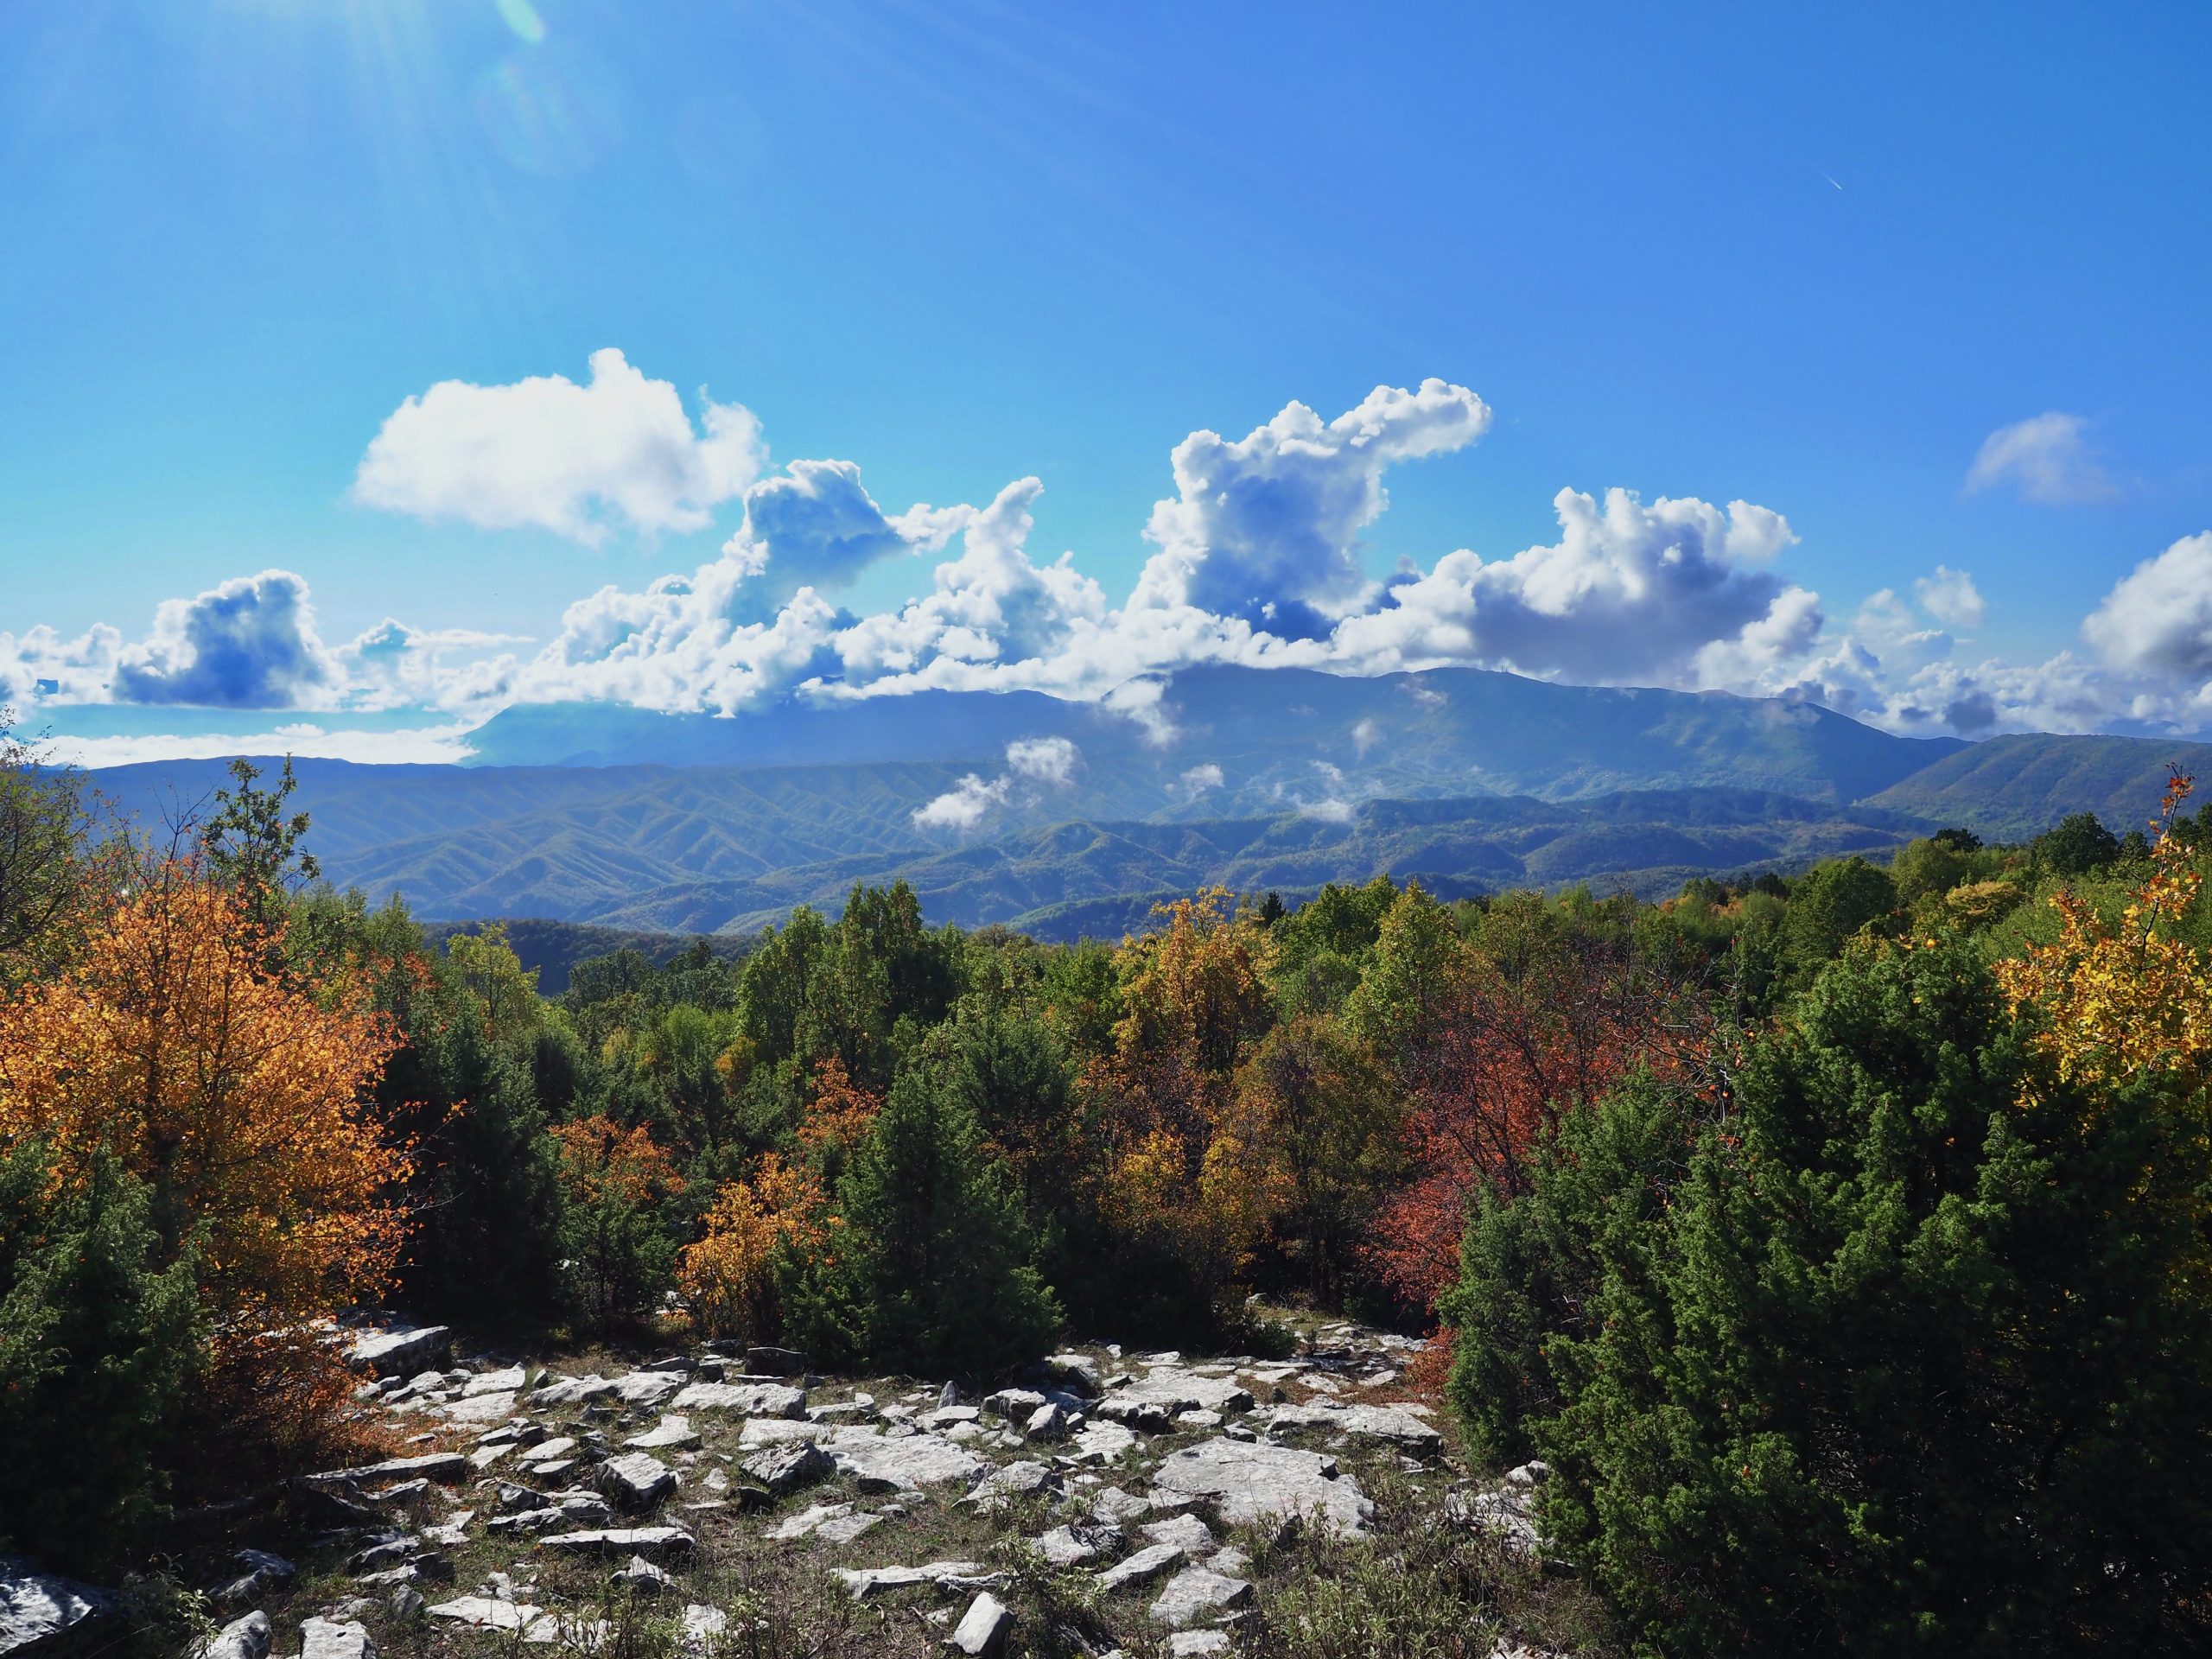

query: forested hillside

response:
[5,738,2210,1655]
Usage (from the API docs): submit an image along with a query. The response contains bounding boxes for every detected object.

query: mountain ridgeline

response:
[83,664,2178,940]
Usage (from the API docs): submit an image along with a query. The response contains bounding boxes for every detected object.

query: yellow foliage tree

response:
[1090,889,1285,1301]
[1996,776,2212,1096]
[677,1153,830,1342]
[0,864,410,1391]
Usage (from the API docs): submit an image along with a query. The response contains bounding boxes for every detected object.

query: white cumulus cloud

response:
[1132,378,1491,637]
[1915,565,1986,629]
[2083,532,2212,680]
[353,348,764,543]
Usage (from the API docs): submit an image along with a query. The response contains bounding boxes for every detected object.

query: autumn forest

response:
[1,738,2209,1657]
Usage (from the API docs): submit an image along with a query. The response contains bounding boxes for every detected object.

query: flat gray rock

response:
[670,1380,806,1418]
[1148,1566,1253,1628]
[739,1439,830,1496]
[964,1459,1059,1509]
[1262,1401,1442,1455]
[347,1325,450,1378]
[830,1561,990,1600]
[610,1371,685,1408]
[193,1611,270,1659]
[298,1618,374,1659]
[1151,1438,1370,1535]
[1114,1369,1255,1416]
[436,1390,518,1426]
[1095,1541,1187,1593]
[1032,1522,1121,1568]
[537,1527,696,1563]
[528,1374,618,1408]
[626,1415,699,1451]
[427,1599,538,1632]
[308,1452,465,1488]
[826,1429,988,1491]
[6,1566,118,1659]
[1141,1512,1215,1554]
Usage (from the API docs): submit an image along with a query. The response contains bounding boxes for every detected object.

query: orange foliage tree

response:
[797,1055,880,1173]
[0,865,408,1338]
[677,1153,832,1342]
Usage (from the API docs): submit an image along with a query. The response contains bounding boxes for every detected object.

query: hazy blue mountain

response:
[457,664,1966,806]
[1862,734,2212,840]
[94,667,2212,945]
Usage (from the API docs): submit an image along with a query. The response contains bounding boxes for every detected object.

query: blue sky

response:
[3,0,2209,763]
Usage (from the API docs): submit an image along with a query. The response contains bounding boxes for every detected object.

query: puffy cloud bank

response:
[13,359,2212,746]
[353,348,763,542]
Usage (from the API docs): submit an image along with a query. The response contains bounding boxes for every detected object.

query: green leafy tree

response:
[1777,855,1897,969]
[2035,811,2121,876]
[1446,940,2212,1654]
[200,756,320,937]
[0,721,85,978]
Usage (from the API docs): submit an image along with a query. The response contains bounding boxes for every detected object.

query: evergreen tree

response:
[1446,940,2212,1654]
[0,1143,202,1572]
[793,1054,1058,1376]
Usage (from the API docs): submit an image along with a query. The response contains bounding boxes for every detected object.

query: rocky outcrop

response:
[0,1562,114,1659]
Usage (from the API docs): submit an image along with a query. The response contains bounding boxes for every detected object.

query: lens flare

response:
[495,0,548,46]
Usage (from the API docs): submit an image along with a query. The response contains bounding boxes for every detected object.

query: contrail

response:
[1819,169,1844,190]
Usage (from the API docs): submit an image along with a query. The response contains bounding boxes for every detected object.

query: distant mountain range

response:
[81,665,2197,942]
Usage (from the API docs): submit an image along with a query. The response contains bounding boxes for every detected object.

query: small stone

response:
[192,1611,271,1659]
[1025,1403,1072,1442]
[608,1556,672,1596]
[945,1591,1011,1657]
[678,1605,727,1653]
[208,1550,296,1611]
[982,1388,1046,1421]
[598,1452,678,1511]
[1167,1630,1230,1655]
[738,1440,831,1497]
[1095,1541,1186,1593]
[1147,1566,1253,1629]
[297,1617,375,1659]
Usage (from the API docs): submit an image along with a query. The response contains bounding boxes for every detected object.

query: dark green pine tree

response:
[806,1053,1060,1379]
